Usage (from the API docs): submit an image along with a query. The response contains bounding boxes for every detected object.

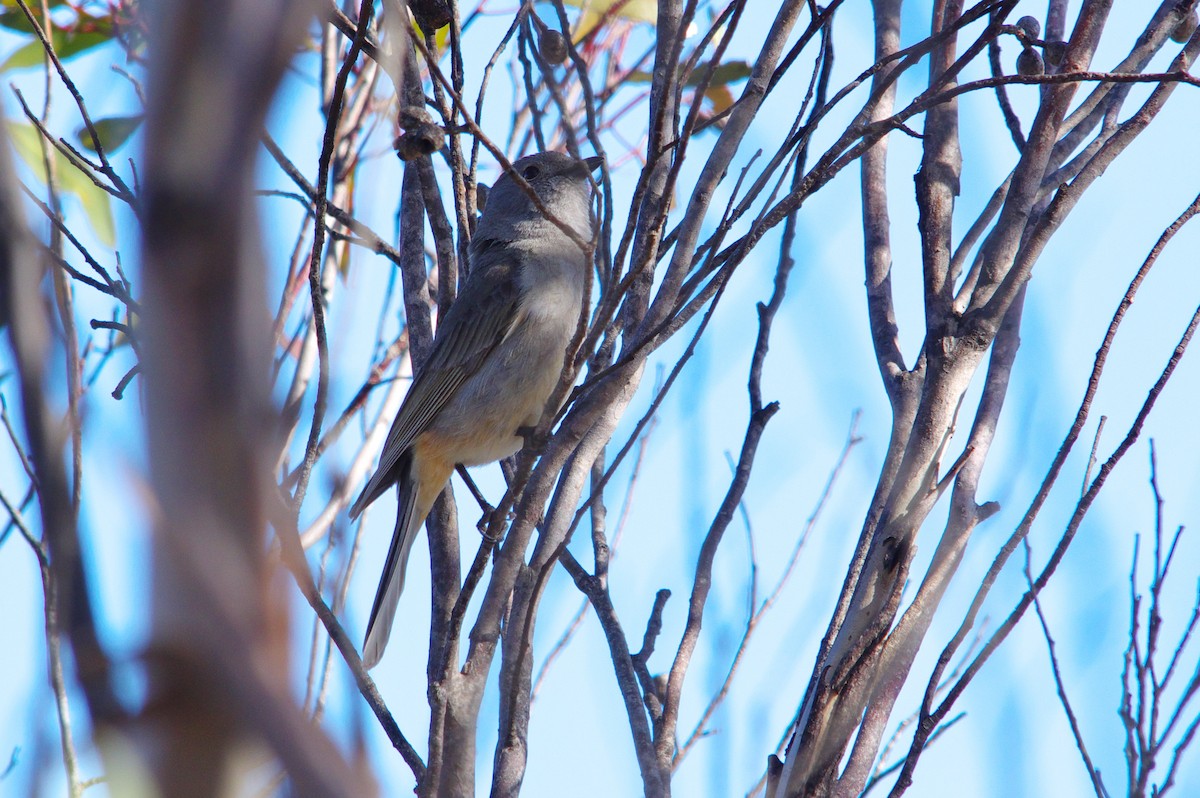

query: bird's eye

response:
[521,165,541,180]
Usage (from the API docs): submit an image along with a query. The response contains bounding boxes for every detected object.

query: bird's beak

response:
[584,155,604,173]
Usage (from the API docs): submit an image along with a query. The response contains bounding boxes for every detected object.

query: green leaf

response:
[59,157,115,247]
[77,114,143,153]
[562,0,657,25]
[0,9,35,34]
[8,121,115,247]
[686,60,751,87]
[9,120,51,177]
[624,60,750,88]
[563,0,658,40]
[0,13,113,71]
[410,16,451,58]
[704,84,734,115]
[0,0,70,9]
[0,1,70,34]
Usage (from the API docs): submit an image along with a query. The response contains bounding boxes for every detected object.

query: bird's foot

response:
[516,424,547,452]
[477,506,511,543]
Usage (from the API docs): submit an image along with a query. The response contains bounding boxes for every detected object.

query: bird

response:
[350,150,601,669]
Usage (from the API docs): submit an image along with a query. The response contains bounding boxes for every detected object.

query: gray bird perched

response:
[350,151,601,669]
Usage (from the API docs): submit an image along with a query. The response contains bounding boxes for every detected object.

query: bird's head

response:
[474,151,602,246]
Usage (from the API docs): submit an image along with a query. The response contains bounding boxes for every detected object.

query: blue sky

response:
[3,2,1200,796]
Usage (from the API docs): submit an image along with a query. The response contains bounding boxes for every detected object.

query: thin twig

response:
[272,504,426,778]
[675,413,861,766]
[1022,534,1108,796]
[892,176,1200,794]
[293,1,374,509]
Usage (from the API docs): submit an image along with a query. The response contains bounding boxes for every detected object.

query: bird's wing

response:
[350,254,522,518]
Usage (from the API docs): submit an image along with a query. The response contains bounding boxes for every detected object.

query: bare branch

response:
[293,0,374,510]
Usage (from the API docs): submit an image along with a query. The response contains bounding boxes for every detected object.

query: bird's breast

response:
[427,257,585,467]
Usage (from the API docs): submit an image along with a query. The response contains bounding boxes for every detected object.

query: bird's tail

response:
[362,452,424,670]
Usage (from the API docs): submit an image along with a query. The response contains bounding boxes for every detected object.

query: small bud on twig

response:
[1170,9,1199,44]
[1017,47,1045,77]
[398,105,435,130]
[394,106,443,160]
[393,122,444,160]
[408,0,451,31]
[1015,15,1041,39]
[539,29,568,64]
[1042,40,1068,66]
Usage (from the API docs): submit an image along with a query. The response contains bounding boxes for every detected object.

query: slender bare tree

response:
[2,1,1199,796]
